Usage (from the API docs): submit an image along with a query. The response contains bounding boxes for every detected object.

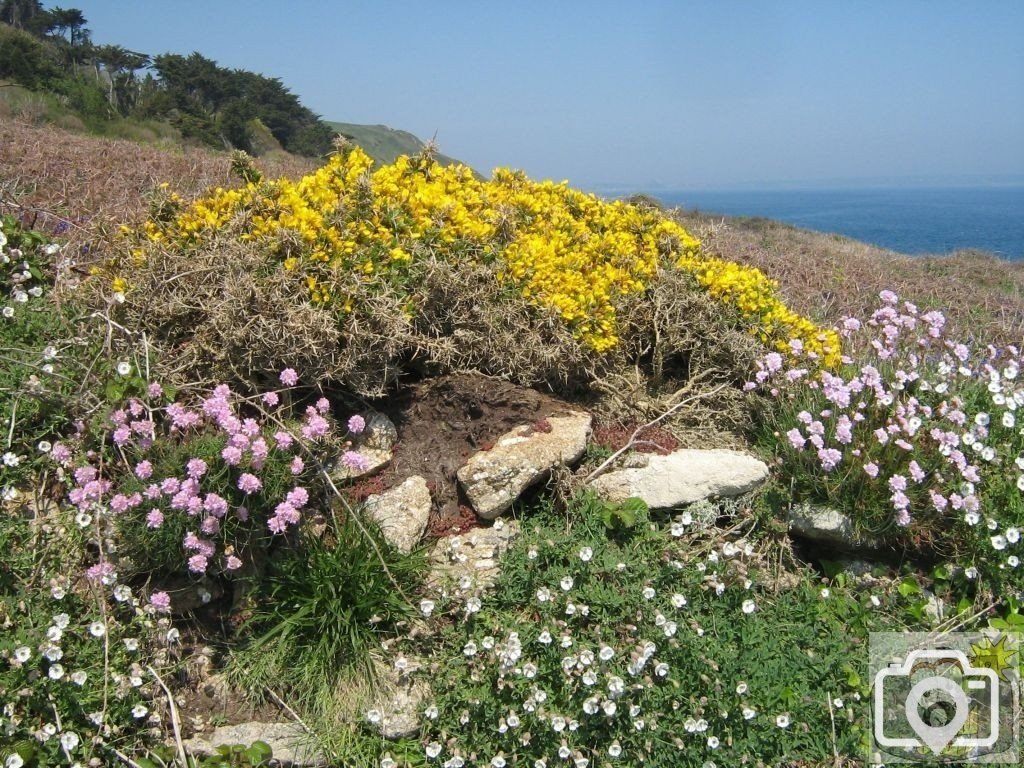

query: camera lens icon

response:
[874,649,1000,755]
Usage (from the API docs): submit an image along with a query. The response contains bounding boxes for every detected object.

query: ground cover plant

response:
[368,492,911,768]
[111,143,838,410]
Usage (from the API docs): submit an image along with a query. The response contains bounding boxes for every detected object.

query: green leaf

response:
[897,577,921,597]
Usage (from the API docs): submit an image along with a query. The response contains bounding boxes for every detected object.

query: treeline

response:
[0,0,335,156]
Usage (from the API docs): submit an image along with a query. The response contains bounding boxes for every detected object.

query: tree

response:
[0,0,44,31]
[93,44,150,114]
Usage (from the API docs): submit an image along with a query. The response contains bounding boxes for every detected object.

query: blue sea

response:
[640,187,1024,260]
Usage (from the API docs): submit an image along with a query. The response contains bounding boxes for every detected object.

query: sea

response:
[624,186,1024,260]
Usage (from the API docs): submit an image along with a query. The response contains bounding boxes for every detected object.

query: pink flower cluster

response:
[751,291,1000,530]
[60,378,323,580]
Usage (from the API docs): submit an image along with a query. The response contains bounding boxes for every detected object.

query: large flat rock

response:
[457,411,591,519]
[589,448,769,510]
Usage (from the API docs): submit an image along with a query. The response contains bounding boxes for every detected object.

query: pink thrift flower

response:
[879,290,898,305]
[160,477,181,495]
[128,399,145,418]
[109,494,131,514]
[268,516,287,534]
[262,391,280,407]
[186,458,208,479]
[201,516,220,535]
[86,562,116,583]
[316,397,331,413]
[817,448,843,472]
[203,493,229,517]
[274,501,300,525]
[279,368,298,386]
[221,445,243,465]
[236,505,249,521]
[895,509,911,526]
[864,462,879,478]
[290,456,304,475]
[51,442,71,464]
[241,418,260,438]
[890,490,910,510]
[888,475,908,492]
[347,414,366,434]
[146,509,164,528]
[145,483,162,500]
[930,491,948,512]
[797,411,813,425]
[286,486,309,508]
[184,532,201,550]
[786,428,806,450]
[251,438,269,461]
[135,460,153,480]
[187,555,208,574]
[237,473,262,494]
[274,431,294,450]
[149,591,171,613]
[111,409,128,426]
[147,381,163,399]
[113,426,132,446]
[908,461,926,483]
[225,555,243,571]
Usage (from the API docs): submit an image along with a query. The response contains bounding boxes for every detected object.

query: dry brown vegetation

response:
[0,119,314,251]
[676,210,1024,347]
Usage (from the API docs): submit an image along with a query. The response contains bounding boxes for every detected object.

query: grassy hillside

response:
[326,120,475,172]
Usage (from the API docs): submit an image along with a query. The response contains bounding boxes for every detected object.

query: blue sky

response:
[73,1,1023,190]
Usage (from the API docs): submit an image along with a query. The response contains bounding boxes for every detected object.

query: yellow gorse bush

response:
[127,145,838,361]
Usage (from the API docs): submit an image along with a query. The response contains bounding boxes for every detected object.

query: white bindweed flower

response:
[741,599,756,614]
[776,713,791,728]
[736,681,748,694]
[89,621,106,637]
[132,704,148,718]
[743,707,757,720]
[578,547,593,562]
[116,361,132,376]
[560,576,574,591]
[419,599,435,617]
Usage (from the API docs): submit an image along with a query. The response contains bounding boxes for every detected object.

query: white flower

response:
[419,599,435,617]
[776,713,791,728]
[166,627,180,643]
[1007,527,1020,544]
[380,757,397,768]
[132,704,148,718]
[528,547,538,560]
[870,595,881,607]
[425,742,442,758]
[642,586,656,600]
[736,681,748,694]
[976,412,991,427]
[89,621,106,637]
[536,587,552,603]
[833,697,844,709]
[6,754,25,768]
[707,736,720,749]
[655,662,669,677]
[14,646,30,662]
[71,670,87,685]
[116,361,132,376]
[602,700,617,716]
[965,566,979,579]
[671,593,687,608]
[742,707,757,720]
[599,644,614,661]
[608,742,622,758]
[538,630,552,644]
[463,641,478,657]
[366,708,383,724]
[1008,555,1020,568]
[59,731,80,751]
[1005,412,1017,428]
[2,307,13,318]
[47,625,63,642]
[820,588,831,598]
[465,597,481,614]
[560,576,574,591]
[578,547,593,562]
[522,662,538,678]
[43,243,60,255]
[583,697,599,714]
[48,663,65,680]
[741,599,756,614]
[2,452,20,467]
[992,535,1008,551]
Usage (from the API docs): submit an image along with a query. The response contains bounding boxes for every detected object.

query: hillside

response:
[326,120,475,172]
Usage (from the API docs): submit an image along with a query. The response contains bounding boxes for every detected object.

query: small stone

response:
[334,411,397,481]
[182,722,326,766]
[363,476,432,553]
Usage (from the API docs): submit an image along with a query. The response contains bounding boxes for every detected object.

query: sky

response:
[71,0,1024,191]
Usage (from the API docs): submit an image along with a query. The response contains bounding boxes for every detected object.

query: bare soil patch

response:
[367,373,577,534]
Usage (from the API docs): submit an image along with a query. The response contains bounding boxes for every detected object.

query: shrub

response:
[111,147,838,399]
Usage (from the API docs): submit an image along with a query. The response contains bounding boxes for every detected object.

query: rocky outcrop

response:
[363,475,432,553]
[589,448,769,510]
[366,656,431,740]
[457,412,592,519]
